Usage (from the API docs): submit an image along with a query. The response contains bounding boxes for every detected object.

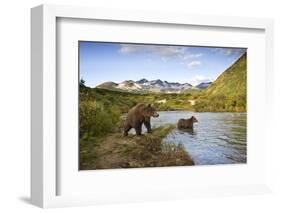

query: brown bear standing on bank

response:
[177,116,198,129]
[123,103,159,136]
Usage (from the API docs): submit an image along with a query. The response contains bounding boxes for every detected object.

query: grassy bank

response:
[79,124,194,170]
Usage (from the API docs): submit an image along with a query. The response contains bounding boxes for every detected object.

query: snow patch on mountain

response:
[96,78,211,93]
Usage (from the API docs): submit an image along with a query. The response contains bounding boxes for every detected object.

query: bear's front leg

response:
[144,121,152,133]
[123,123,132,136]
[135,123,142,135]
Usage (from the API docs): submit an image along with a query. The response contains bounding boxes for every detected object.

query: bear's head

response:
[143,104,159,118]
[190,116,198,123]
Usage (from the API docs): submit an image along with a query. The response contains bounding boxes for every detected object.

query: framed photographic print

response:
[31,4,274,208]
[78,41,247,170]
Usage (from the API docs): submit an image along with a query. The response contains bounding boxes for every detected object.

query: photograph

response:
[79,41,247,170]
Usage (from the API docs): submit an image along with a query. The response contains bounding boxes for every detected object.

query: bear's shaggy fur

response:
[177,116,198,129]
[124,103,159,136]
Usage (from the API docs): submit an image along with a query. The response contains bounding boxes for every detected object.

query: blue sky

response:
[79,41,246,87]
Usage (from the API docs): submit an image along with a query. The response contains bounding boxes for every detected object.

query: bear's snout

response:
[153,113,159,117]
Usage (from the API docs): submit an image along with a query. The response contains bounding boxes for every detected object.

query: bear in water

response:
[123,103,159,136]
[177,116,198,129]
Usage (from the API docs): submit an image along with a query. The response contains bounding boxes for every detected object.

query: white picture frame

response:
[31,4,274,208]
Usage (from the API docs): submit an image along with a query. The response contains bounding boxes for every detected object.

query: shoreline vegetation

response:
[79,53,246,169]
[80,124,194,170]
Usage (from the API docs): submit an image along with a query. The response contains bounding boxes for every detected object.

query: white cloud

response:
[189,75,212,86]
[119,44,187,58]
[224,49,233,56]
[183,53,203,59]
[119,44,205,70]
[187,60,201,69]
[213,48,246,57]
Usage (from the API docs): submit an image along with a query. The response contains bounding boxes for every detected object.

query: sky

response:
[79,41,246,87]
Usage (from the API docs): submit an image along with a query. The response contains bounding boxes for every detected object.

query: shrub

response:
[79,101,121,141]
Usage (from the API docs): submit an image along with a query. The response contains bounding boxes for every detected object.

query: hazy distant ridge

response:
[96,78,211,93]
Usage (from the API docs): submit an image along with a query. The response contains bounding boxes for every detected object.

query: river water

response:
[149,111,247,165]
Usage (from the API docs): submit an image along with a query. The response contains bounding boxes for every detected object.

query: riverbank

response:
[79,124,194,170]
[80,87,246,114]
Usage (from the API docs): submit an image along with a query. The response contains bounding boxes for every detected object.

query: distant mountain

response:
[196,82,212,89]
[116,80,142,91]
[96,81,118,90]
[96,78,202,93]
[136,78,149,84]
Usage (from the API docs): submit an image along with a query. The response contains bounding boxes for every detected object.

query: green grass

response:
[145,124,176,140]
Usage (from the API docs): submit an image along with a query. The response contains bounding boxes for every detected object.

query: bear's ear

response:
[147,103,151,107]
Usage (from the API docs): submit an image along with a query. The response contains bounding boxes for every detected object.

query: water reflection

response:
[178,128,196,136]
